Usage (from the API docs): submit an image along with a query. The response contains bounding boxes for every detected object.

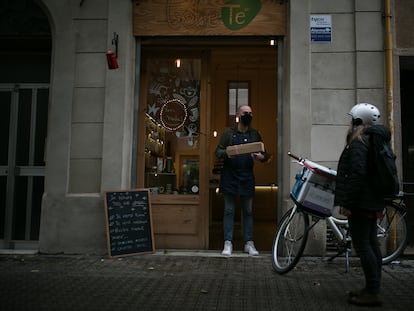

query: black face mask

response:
[240,114,252,126]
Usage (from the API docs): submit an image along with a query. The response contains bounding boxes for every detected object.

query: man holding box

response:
[215,105,269,256]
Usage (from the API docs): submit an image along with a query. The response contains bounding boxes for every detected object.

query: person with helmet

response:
[334,103,391,307]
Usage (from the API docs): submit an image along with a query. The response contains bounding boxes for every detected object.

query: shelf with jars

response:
[145,113,165,170]
[145,114,176,193]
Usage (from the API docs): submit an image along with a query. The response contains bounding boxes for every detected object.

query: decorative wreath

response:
[159,98,188,131]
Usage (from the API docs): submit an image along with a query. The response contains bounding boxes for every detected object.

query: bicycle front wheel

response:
[272,206,309,274]
[378,204,408,264]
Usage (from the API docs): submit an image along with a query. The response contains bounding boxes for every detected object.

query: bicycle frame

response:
[295,208,348,243]
[292,204,352,271]
[327,196,406,248]
[326,216,348,243]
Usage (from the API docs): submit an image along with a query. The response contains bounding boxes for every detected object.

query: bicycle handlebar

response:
[288,151,337,178]
[287,151,303,162]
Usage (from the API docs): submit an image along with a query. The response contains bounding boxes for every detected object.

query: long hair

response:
[346,124,369,145]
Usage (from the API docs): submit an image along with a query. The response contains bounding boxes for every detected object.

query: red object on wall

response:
[106,50,119,69]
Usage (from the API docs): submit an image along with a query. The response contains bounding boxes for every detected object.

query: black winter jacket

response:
[334,125,390,212]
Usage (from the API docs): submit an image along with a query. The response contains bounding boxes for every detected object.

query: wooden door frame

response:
[209,47,279,250]
[136,47,210,248]
[134,41,280,250]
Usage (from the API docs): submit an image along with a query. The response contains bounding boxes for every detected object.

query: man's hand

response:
[252,152,264,161]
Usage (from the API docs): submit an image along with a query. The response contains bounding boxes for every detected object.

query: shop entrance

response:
[209,47,278,251]
[137,42,278,250]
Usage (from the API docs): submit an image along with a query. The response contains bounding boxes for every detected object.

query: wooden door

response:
[209,47,278,251]
[137,49,209,249]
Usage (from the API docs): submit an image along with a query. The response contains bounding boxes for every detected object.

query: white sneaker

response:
[222,240,232,256]
[244,241,259,256]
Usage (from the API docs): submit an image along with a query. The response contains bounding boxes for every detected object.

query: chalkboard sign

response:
[104,189,154,257]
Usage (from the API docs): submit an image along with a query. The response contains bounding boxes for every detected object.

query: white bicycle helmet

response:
[348,103,380,125]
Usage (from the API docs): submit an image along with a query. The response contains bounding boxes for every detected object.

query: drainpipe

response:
[384,0,394,149]
[385,0,400,248]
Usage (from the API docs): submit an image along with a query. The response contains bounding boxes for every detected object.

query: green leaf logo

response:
[221,0,262,31]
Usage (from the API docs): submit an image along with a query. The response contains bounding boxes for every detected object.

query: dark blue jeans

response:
[223,194,253,242]
[348,216,382,294]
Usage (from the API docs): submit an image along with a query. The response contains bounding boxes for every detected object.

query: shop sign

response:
[310,15,332,42]
[133,0,286,36]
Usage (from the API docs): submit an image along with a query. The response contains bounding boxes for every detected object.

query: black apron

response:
[219,132,255,196]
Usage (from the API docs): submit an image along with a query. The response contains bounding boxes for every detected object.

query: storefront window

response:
[144,58,201,195]
[228,81,249,125]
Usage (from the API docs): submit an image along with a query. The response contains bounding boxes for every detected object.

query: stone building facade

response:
[0,0,412,255]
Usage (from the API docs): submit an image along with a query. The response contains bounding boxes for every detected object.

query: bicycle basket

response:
[291,166,336,217]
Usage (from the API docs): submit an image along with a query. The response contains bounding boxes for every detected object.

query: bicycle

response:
[272,151,408,274]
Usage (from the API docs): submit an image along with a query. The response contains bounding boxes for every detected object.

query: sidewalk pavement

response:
[0,250,413,311]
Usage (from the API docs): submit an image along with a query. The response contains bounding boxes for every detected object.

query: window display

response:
[144,58,201,195]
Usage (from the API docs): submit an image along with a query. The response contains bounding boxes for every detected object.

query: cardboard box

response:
[226,142,265,157]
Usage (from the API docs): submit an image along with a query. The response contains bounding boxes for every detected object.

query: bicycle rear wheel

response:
[378,204,408,264]
[272,206,309,274]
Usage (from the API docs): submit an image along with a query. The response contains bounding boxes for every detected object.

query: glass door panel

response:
[228,81,249,125]
[0,85,48,246]
[0,91,11,239]
[144,58,201,195]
